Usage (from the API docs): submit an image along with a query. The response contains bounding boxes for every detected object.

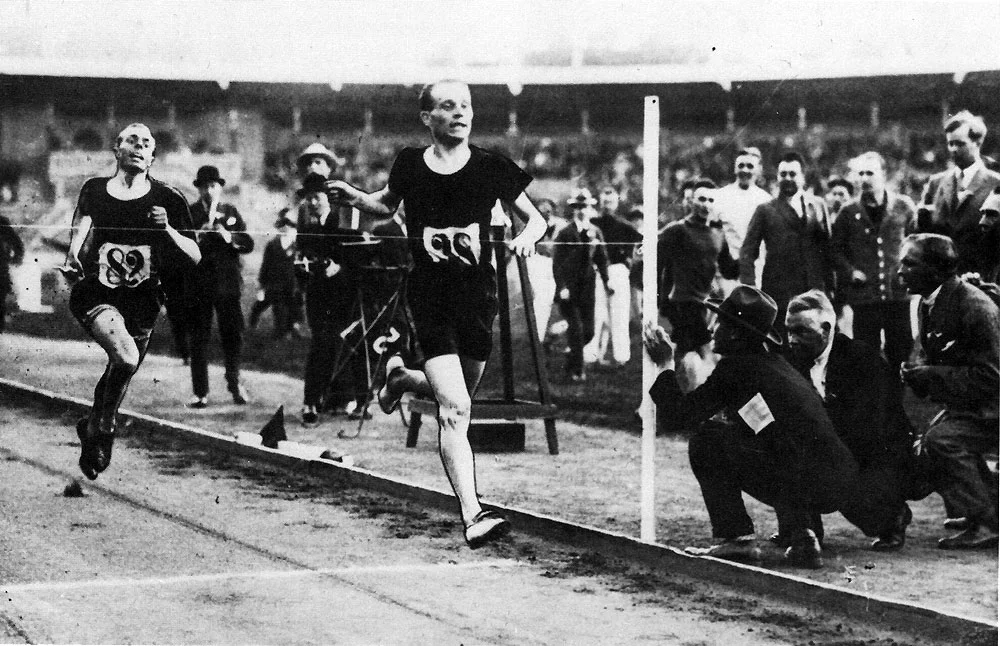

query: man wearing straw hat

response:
[644,285,857,568]
[186,165,254,408]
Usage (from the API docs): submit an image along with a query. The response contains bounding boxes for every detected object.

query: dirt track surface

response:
[4,402,993,646]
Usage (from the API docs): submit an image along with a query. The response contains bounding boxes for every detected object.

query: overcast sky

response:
[1,0,997,84]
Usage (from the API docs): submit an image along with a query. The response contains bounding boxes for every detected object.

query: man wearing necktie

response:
[899,234,999,550]
[917,111,1000,281]
[740,151,833,336]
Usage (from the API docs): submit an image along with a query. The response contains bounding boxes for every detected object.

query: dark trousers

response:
[188,294,244,398]
[249,290,301,338]
[838,460,910,537]
[923,412,1000,525]
[163,296,189,361]
[689,421,856,539]
[0,286,9,333]
[558,299,595,376]
[304,290,366,409]
[852,300,913,369]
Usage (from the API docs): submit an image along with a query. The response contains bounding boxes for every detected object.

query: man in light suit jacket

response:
[740,151,833,334]
[900,234,999,550]
[918,111,1000,281]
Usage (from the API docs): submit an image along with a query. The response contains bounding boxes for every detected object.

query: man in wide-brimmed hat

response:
[644,284,858,568]
[186,165,254,408]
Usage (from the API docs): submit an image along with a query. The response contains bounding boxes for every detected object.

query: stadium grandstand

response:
[1,1,997,223]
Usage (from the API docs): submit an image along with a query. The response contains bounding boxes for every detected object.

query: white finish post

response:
[640,96,660,542]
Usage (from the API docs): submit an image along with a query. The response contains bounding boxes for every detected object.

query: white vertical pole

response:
[640,96,660,542]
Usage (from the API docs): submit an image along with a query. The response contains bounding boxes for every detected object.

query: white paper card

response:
[738,392,775,434]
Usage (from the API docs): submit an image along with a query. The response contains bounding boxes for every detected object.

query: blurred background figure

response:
[0,213,25,333]
[249,209,303,340]
[585,183,640,367]
[824,177,854,222]
[554,189,610,382]
[524,197,559,342]
[714,147,770,297]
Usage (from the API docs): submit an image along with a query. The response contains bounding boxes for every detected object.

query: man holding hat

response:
[644,285,858,568]
[186,165,254,408]
[553,188,612,382]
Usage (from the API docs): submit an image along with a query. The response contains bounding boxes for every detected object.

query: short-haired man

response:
[61,123,200,479]
[714,147,772,260]
[186,165,254,407]
[645,286,857,568]
[658,179,738,391]
[785,290,915,550]
[918,111,1000,281]
[586,183,641,367]
[831,151,918,369]
[326,80,547,548]
[899,233,999,549]
[554,189,611,382]
[740,151,833,333]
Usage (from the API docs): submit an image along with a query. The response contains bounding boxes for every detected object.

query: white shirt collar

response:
[923,281,945,311]
[785,191,806,217]
[810,333,836,399]
[959,159,985,189]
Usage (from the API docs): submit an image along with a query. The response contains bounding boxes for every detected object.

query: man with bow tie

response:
[918,111,1000,282]
[900,233,999,550]
[739,151,833,336]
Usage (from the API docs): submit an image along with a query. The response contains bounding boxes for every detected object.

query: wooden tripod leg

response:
[405,410,422,448]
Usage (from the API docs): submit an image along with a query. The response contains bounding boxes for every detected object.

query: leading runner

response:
[327,80,546,548]
[61,123,200,480]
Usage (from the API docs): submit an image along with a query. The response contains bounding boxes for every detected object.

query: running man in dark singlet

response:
[61,123,201,480]
[326,80,547,548]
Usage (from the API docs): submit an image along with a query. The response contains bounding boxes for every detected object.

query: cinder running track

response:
[0,400,989,645]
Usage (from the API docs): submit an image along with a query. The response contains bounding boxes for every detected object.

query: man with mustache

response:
[830,152,917,370]
[61,123,200,480]
[739,151,833,334]
[325,80,547,549]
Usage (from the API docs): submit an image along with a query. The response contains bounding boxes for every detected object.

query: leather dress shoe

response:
[685,535,762,562]
[938,523,1000,550]
[871,504,912,551]
[784,529,823,569]
[229,385,249,405]
[943,516,971,531]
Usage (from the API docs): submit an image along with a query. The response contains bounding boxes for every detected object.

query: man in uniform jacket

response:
[917,111,1000,282]
[831,151,918,369]
[186,166,254,407]
[900,233,1000,550]
[553,189,611,382]
[645,285,858,568]
[785,290,916,551]
[740,151,832,334]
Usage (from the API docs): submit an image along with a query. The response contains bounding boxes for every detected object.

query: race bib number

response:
[738,392,775,435]
[422,223,481,266]
[97,242,152,289]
